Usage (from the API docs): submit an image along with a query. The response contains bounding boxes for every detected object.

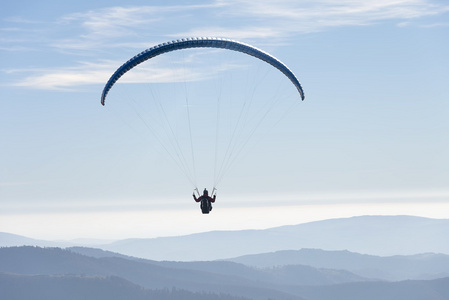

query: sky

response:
[1,0,449,240]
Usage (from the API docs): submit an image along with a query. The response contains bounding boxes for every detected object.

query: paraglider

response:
[193,188,216,214]
[100,37,305,213]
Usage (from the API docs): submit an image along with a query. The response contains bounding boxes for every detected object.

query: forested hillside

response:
[1,246,449,300]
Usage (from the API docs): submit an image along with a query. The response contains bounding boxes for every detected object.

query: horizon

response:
[3,211,449,241]
[3,214,449,262]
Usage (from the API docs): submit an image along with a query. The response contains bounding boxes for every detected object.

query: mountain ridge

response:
[2,215,449,261]
[2,246,449,300]
[99,215,449,260]
[225,248,449,281]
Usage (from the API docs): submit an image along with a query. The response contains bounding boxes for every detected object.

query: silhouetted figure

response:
[193,188,216,214]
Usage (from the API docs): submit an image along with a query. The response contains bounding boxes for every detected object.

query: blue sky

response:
[1,0,449,240]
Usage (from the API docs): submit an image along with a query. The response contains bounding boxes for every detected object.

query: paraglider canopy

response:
[101,37,304,106]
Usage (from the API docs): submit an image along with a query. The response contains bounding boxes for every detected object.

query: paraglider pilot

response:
[193,188,216,214]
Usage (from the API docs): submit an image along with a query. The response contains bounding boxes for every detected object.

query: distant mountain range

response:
[225,249,449,281]
[2,215,449,261]
[1,246,449,300]
[2,215,449,299]
[64,246,449,282]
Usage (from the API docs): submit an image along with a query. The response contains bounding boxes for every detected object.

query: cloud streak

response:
[9,55,246,90]
[8,61,117,90]
[2,0,448,89]
[211,0,449,32]
[47,0,449,52]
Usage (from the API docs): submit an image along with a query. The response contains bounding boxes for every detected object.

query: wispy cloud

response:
[8,56,244,90]
[51,4,221,52]
[8,61,116,90]
[2,0,448,89]
[222,0,448,19]
[213,0,449,32]
[47,0,449,52]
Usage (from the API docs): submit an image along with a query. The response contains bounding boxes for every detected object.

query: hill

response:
[3,216,449,261]
[226,249,449,281]
[290,277,449,300]
[99,215,449,261]
[0,232,63,248]
[2,246,449,300]
[0,246,310,300]
[0,273,251,300]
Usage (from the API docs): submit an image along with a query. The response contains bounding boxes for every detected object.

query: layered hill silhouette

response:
[97,215,449,261]
[226,249,449,281]
[2,216,449,261]
[2,215,449,299]
[1,246,449,300]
